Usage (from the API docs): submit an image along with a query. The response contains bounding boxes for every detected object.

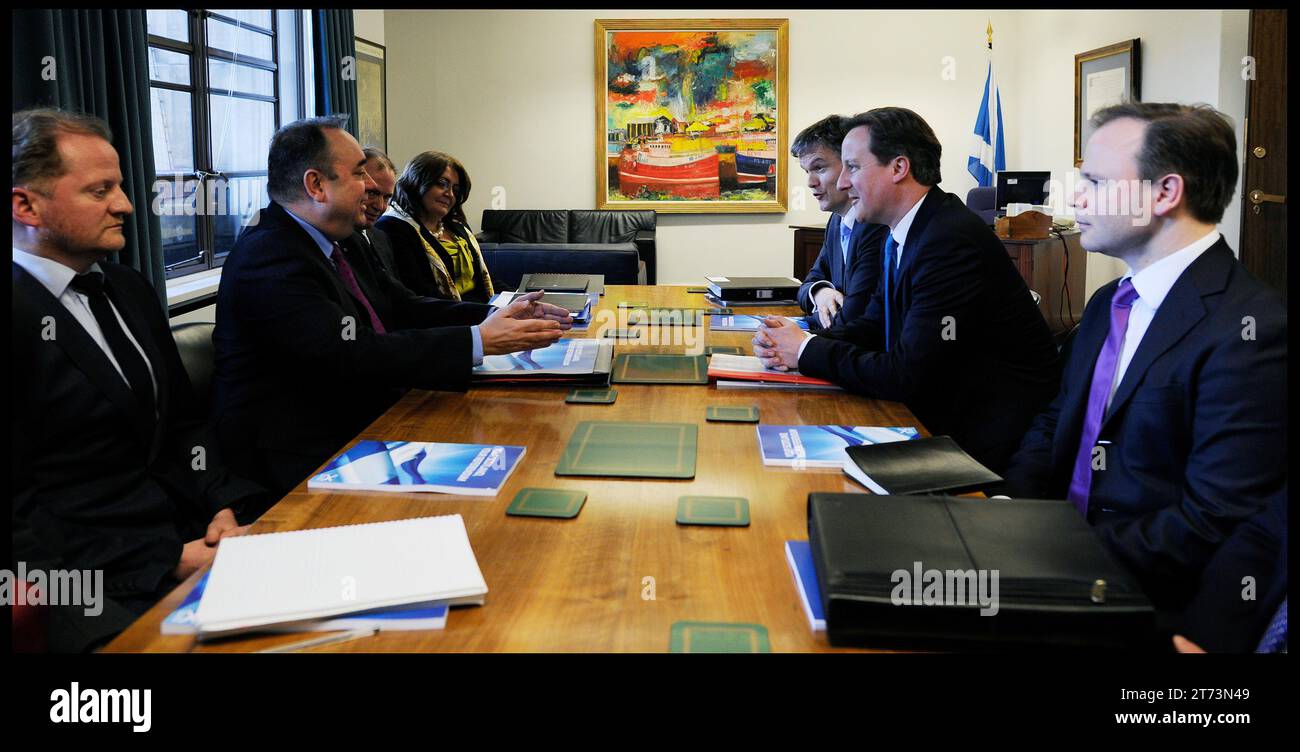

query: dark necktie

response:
[68,271,156,420]
[882,233,898,351]
[330,243,387,334]
[1067,278,1140,517]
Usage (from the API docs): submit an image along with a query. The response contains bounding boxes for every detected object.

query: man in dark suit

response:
[214,117,572,501]
[1003,103,1287,611]
[357,146,401,276]
[754,108,1060,473]
[791,115,887,329]
[12,108,268,651]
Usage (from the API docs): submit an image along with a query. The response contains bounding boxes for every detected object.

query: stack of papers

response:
[709,314,809,332]
[707,353,839,389]
[191,515,488,638]
[490,291,597,326]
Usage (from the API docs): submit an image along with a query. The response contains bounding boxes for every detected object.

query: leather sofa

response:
[476,209,657,284]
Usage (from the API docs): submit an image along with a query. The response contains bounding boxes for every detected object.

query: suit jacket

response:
[798,186,1061,473]
[361,226,399,278]
[374,215,494,303]
[213,201,494,500]
[1178,484,1286,652]
[797,213,887,330]
[12,261,267,651]
[1003,239,1288,609]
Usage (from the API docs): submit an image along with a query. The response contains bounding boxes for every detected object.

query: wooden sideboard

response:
[790,224,1086,335]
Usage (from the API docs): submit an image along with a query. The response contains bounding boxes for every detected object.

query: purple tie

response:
[1067,278,1138,517]
[331,243,387,334]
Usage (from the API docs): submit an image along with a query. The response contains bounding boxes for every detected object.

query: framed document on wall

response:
[595,18,789,213]
[355,37,387,151]
[1074,39,1140,167]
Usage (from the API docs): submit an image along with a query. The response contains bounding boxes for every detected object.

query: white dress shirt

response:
[1104,230,1220,410]
[13,247,158,399]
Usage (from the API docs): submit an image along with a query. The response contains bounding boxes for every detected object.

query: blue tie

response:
[882,234,898,351]
[839,221,852,268]
[1256,597,1287,653]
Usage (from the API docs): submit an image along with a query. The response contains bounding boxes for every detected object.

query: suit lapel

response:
[827,214,844,287]
[1101,243,1229,426]
[13,264,148,436]
[891,186,946,309]
[1053,284,1115,464]
[102,270,168,446]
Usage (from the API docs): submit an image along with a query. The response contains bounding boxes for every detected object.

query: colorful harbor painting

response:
[596,19,789,213]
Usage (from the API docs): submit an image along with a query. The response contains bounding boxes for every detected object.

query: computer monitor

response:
[995,171,1051,214]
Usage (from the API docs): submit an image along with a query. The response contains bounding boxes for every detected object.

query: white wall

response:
[353,9,385,46]
[384,9,1249,296]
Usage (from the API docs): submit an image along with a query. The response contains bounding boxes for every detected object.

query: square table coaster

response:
[506,488,587,519]
[705,405,759,423]
[669,621,771,653]
[705,345,744,356]
[567,388,617,404]
[555,421,697,479]
[602,329,640,340]
[676,496,750,527]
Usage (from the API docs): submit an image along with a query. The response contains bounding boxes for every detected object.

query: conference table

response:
[104,285,931,653]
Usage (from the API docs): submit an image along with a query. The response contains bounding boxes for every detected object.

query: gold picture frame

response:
[1074,39,1141,167]
[595,18,789,213]
[355,36,387,152]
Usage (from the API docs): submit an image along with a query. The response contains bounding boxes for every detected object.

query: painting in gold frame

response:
[596,18,789,213]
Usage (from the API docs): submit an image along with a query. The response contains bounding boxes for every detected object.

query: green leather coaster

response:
[705,405,759,423]
[669,621,770,653]
[676,496,749,526]
[602,328,640,339]
[611,353,708,384]
[506,488,587,519]
[567,388,617,404]
[555,421,697,479]
[705,345,743,356]
[686,287,709,294]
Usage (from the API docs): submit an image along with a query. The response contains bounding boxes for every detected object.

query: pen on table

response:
[257,628,377,653]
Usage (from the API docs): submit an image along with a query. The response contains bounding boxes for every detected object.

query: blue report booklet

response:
[757,425,918,467]
[161,570,450,635]
[474,338,603,376]
[785,540,825,632]
[307,440,525,496]
[709,314,809,332]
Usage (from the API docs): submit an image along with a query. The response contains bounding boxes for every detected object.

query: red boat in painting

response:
[618,143,720,199]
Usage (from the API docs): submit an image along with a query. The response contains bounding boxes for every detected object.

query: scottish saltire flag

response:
[967,56,1006,187]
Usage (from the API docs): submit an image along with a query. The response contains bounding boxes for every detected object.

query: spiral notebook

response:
[192,515,487,638]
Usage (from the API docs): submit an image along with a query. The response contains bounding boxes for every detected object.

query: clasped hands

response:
[479,289,575,355]
[751,316,809,372]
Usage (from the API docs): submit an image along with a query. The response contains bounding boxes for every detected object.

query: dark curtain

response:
[312,9,359,139]
[12,9,167,309]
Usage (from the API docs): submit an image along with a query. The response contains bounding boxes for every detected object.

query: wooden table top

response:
[104,285,928,653]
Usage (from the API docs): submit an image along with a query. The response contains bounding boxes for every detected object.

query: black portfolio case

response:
[807,493,1156,650]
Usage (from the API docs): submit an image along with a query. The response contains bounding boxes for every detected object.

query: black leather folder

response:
[843,436,1001,495]
[807,493,1156,650]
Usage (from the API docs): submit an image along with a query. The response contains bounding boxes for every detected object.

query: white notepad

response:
[193,515,488,638]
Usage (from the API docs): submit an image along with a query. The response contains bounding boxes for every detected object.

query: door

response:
[1240,9,1287,296]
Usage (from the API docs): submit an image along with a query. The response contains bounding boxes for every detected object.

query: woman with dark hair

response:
[375,150,494,302]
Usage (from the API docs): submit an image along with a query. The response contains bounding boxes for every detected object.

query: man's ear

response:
[302,169,328,204]
[1150,173,1186,219]
[12,187,43,229]
[891,156,912,185]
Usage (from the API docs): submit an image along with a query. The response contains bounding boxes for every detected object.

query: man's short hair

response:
[791,115,852,159]
[1090,102,1238,223]
[362,146,397,177]
[266,115,350,203]
[846,107,943,186]
[12,108,113,190]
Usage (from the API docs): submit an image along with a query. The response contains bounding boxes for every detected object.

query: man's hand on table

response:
[752,315,810,372]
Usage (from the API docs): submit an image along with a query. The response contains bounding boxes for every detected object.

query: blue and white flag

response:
[967,56,1006,187]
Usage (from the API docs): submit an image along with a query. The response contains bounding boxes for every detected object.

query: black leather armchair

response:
[477,209,657,284]
[170,321,216,414]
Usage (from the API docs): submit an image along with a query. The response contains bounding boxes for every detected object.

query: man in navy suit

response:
[213,116,572,500]
[791,115,887,329]
[1002,103,1287,611]
[754,108,1060,473]
[12,108,267,650]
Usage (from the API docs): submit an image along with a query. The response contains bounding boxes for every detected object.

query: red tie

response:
[330,243,387,334]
